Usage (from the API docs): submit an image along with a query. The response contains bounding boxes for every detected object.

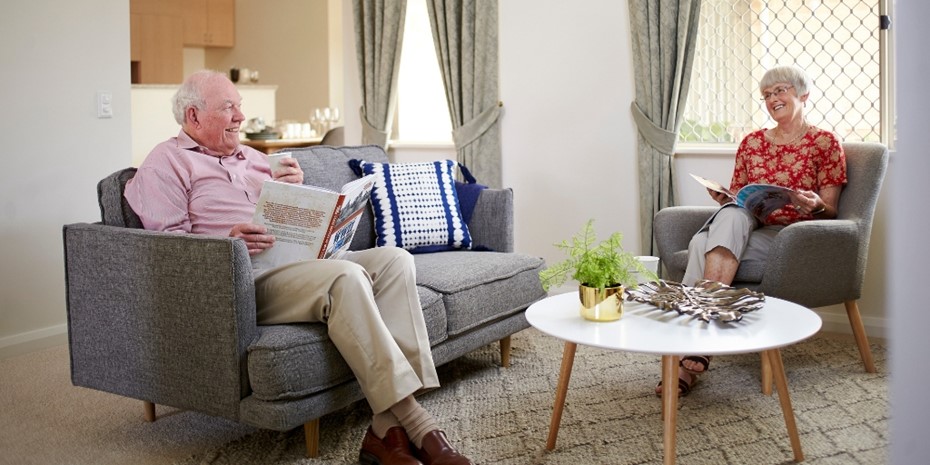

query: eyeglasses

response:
[760,85,794,101]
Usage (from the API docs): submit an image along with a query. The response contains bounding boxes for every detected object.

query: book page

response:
[250,181,340,270]
[333,174,375,227]
[689,173,735,199]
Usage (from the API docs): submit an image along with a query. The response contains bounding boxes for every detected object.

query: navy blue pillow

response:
[350,159,476,253]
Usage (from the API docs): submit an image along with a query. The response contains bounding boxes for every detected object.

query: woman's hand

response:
[273,157,304,184]
[707,188,732,206]
[794,186,840,217]
[229,223,275,255]
[793,190,821,215]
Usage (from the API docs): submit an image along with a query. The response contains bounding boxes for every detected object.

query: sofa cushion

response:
[98,168,143,228]
[247,286,446,402]
[353,159,473,253]
[247,324,354,402]
[413,252,546,337]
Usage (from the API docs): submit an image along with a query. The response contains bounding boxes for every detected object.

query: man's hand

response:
[229,223,275,255]
[273,156,304,184]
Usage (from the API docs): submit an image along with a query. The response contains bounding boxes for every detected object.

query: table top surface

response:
[526,291,822,355]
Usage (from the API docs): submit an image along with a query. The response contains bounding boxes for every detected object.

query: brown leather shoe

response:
[359,426,424,465]
[412,430,474,465]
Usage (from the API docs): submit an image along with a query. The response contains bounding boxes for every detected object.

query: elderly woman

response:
[657,64,847,397]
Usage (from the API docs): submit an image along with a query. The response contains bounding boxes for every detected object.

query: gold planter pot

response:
[578,284,624,321]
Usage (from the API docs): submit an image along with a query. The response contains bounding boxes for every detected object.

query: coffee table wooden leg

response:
[547,341,577,450]
[765,349,804,462]
[661,355,679,465]
[761,353,773,396]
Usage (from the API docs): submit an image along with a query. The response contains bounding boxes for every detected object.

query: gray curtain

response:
[628,0,702,255]
[426,0,502,188]
[353,0,407,148]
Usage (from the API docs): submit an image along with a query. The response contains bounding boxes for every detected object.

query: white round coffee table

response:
[526,291,822,465]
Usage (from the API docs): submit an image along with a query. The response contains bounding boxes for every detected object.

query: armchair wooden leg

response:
[760,353,773,395]
[845,300,877,373]
[304,419,320,458]
[500,335,512,368]
[143,401,156,422]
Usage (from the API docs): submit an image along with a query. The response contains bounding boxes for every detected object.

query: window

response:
[395,0,453,144]
[680,0,891,145]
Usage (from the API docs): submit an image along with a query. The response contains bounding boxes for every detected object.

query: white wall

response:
[500,0,640,257]
[0,0,131,357]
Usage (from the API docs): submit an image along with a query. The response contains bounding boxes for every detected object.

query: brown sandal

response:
[654,372,698,397]
[680,355,711,375]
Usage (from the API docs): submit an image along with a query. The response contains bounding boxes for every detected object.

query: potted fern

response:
[539,219,657,321]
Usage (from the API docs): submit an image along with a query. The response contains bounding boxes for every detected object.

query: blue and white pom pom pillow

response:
[349,159,473,253]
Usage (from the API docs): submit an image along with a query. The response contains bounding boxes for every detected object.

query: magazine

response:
[250,174,376,270]
[690,173,798,221]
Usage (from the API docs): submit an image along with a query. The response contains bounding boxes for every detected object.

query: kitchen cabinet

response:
[130,0,183,84]
[130,13,183,84]
[184,0,235,48]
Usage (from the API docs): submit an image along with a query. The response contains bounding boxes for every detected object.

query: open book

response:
[690,173,798,221]
[250,174,376,270]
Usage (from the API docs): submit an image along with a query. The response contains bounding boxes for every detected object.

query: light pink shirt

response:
[125,130,272,236]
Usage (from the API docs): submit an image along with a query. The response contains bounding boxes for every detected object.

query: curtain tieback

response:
[452,102,502,149]
[359,105,389,147]
[630,101,678,155]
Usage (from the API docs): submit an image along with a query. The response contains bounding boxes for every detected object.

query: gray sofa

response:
[63,144,547,456]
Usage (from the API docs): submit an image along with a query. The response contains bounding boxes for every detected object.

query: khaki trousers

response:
[682,206,783,286]
[254,247,439,413]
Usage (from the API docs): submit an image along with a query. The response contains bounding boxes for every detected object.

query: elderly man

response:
[125,70,473,465]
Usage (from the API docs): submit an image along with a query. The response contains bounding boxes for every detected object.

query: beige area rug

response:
[174,328,888,465]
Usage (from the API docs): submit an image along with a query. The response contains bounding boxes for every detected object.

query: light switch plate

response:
[96,91,113,118]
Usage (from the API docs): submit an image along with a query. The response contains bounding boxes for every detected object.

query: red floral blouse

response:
[730,126,846,226]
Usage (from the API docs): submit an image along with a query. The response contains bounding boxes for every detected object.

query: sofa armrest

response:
[63,223,257,421]
[760,219,860,307]
[466,188,514,253]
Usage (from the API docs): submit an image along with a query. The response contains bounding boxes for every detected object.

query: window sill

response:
[675,143,738,157]
[387,140,455,150]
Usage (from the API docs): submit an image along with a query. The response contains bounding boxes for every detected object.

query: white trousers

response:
[254,247,439,413]
[682,206,783,286]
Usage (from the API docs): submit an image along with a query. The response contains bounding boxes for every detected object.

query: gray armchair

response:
[654,141,889,373]
[319,126,344,146]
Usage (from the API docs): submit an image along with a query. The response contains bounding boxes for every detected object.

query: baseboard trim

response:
[0,324,68,360]
[814,307,887,340]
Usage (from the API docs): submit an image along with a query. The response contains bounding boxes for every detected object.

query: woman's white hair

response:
[759,65,813,97]
[172,70,225,125]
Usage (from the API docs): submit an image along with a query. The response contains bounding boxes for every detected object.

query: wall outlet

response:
[96,91,113,118]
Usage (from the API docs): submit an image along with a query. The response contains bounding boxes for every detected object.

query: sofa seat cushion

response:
[413,251,546,337]
[417,286,448,345]
[248,324,353,402]
[247,286,446,402]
